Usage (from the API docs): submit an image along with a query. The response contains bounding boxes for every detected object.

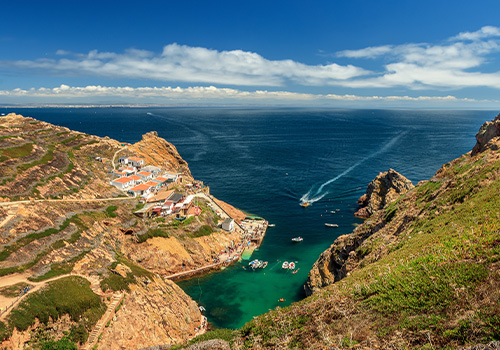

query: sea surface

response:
[1,107,494,329]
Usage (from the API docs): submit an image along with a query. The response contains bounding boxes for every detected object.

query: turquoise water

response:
[2,107,493,329]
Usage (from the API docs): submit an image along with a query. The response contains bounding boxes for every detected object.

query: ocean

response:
[1,107,493,329]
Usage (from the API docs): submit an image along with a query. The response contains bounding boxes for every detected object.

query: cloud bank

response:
[0,84,486,105]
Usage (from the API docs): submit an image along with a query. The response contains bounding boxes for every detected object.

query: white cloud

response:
[333,26,500,89]
[2,43,368,87]
[0,84,487,105]
[452,26,500,41]
[2,26,500,92]
[337,45,393,58]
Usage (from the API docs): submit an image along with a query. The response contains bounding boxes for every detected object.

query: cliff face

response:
[354,168,414,218]
[306,169,413,295]
[472,112,500,155]
[129,131,192,178]
[98,277,201,349]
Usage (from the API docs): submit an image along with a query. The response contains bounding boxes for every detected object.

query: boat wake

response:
[300,131,408,205]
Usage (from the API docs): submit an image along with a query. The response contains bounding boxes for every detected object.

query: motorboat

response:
[325,223,339,227]
[282,261,289,269]
[291,237,303,242]
[301,202,310,207]
[268,224,275,227]
[288,262,296,270]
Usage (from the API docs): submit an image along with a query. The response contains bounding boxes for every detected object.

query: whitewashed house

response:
[222,218,235,231]
[110,176,135,190]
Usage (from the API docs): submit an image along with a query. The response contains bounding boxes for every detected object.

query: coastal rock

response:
[472,113,500,155]
[354,168,414,218]
[306,169,413,295]
[129,131,192,178]
[98,277,202,349]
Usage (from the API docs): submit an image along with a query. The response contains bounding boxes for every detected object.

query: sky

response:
[1,0,500,108]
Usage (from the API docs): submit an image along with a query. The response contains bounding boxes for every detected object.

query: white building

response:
[110,176,135,190]
[222,218,235,231]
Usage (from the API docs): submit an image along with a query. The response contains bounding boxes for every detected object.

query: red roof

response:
[145,181,159,187]
[113,177,133,184]
[138,171,152,176]
[129,175,141,180]
[155,176,168,182]
[130,184,152,191]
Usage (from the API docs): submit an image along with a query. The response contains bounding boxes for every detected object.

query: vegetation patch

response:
[0,143,33,159]
[17,144,55,172]
[137,228,169,243]
[8,276,105,336]
[190,224,214,237]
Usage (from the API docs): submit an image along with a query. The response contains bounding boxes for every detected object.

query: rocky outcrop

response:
[354,168,414,218]
[472,113,500,155]
[98,277,202,349]
[306,169,414,295]
[304,220,384,296]
[129,131,192,178]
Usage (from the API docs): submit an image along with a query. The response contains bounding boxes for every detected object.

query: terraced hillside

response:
[0,114,247,349]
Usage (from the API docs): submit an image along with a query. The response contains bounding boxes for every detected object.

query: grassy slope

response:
[234,147,500,349]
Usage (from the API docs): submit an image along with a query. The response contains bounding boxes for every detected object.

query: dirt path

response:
[112,146,127,171]
[0,196,136,207]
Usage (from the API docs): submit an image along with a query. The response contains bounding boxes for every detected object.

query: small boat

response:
[330,211,336,214]
[289,262,296,270]
[325,223,339,227]
[291,237,303,242]
[301,202,310,207]
[199,306,206,312]
[268,224,275,227]
[336,209,340,212]
[262,261,268,268]
[293,268,299,274]
[282,261,289,269]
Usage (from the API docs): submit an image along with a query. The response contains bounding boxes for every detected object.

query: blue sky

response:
[1,0,500,107]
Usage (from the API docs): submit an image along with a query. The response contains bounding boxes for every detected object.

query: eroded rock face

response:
[98,277,202,349]
[306,169,413,295]
[354,169,414,218]
[472,113,500,155]
[129,131,192,178]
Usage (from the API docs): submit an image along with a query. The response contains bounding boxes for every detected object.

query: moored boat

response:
[282,261,289,269]
[291,236,303,242]
[325,223,339,227]
[288,262,296,270]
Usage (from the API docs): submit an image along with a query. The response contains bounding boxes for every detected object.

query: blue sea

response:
[1,107,493,329]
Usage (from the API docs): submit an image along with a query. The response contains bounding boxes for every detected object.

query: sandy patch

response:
[148,237,192,261]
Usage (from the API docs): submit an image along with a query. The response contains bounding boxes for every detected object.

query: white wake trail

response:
[301,131,408,204]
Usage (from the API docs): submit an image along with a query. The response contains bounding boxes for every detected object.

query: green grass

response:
[8,276,105,333]
[30,250,90,282]
[105,205,118,218]
[0,143,33,159]
[137,228,169,243]
[17,144,55,172]
[190,224,214,238]
[72,140,99,150]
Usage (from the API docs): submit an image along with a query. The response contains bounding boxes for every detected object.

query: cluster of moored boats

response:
[248,259,268,269]
[282,261,296,270]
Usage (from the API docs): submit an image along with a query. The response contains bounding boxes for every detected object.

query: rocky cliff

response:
[305,169,414,295]
[128,131,192,179]
[472,112,500,155]
[354,168,414,218]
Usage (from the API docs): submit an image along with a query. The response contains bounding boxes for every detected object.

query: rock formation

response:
[472,113,500,155]
[129,131,192,178]
[306,169,413,295]
[354,168,414,218]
